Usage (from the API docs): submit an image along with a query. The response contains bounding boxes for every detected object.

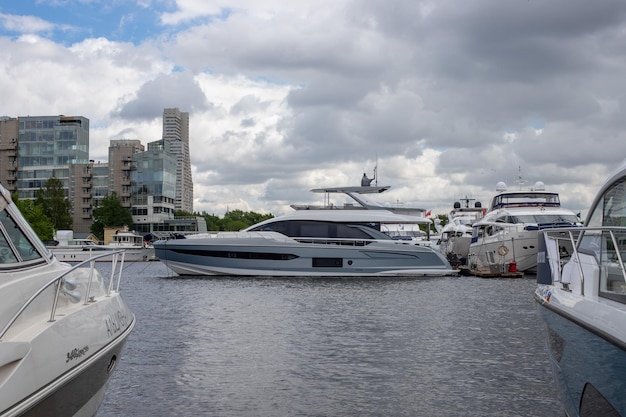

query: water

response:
[97,262,561,417]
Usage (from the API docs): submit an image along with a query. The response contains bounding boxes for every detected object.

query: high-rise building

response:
[0,117,19,194]
[162,108,193,213]
[68,161,94,233]
[108,139,145,208]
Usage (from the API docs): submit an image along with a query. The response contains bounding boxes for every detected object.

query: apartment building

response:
[0,117,19,194]
[109,139,145,208]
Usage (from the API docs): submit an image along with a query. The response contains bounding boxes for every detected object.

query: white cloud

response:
[3,0,626,218]
[0,12,55,33]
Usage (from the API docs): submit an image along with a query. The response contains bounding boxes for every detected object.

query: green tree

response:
[35,177,72,231]
[13,197,54,241]
[91,192,133,241]
[221,209,274,231]
[200,212,221,231]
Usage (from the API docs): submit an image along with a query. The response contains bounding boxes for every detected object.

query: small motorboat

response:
[0,184,135,416]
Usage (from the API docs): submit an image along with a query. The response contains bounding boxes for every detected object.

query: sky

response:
[1,0,626,218]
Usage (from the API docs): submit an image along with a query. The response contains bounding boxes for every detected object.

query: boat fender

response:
[497,244,509,256]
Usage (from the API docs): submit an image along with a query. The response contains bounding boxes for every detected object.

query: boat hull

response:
[468,232,537,272]
[50,247,155,262]
[155,238,457,277]
[2,328,132,417]
[535,295,626,417]
[1,260,135,417]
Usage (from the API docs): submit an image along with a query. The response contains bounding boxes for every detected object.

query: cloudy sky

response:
[1,1,626,218]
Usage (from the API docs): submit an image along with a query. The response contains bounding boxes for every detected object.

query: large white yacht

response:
[154,185,456,277]
[534,161,626,416]
[0,185,135,416]
[438,197,485,266]
[467,181,580,273]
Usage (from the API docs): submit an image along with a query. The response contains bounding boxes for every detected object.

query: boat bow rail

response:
[0,250,127,341]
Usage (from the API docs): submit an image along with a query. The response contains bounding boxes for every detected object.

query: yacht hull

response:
[535,296,626,417]
[468,232,538,272]
[155,238,457,277]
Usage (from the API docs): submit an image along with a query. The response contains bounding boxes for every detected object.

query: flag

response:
[425,210,431,217]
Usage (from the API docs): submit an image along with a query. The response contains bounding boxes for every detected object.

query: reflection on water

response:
[98,263,560,417]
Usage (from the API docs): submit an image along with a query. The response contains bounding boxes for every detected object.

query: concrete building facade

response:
[108,139,145,208]
[0,117,19,195]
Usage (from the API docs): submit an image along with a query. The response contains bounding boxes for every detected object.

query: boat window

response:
[250,220,385,240]
[0,210,42,263]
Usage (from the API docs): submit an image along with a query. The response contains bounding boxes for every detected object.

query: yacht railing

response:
[0,250,126,341]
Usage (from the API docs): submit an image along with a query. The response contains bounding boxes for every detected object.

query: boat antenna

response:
[516,166,527,190]
[374,155,378,186]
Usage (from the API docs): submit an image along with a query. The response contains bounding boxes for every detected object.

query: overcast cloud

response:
[1,0,626,218]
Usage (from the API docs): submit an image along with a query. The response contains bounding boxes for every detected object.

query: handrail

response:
[0,249,126,341]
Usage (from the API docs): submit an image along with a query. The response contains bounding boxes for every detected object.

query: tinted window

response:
[251,220,385,239]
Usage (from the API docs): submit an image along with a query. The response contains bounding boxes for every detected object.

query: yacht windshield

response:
[493,192,560,208]
[0,209,42,263]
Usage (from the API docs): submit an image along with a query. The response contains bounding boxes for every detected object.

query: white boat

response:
[107,230,155,261]
[534,161,626,416]
[438,197,485,266]
[0,185,135,416]
[467,181,580,273]
[154,186,456,277]
[49,230,155,262]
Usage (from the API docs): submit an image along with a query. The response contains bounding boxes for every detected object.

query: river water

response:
[96,262,561,417]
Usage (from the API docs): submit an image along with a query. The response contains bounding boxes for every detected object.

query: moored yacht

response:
[48,229,154,262]
[467,181,580,273]
[0,184,135,416]
[438,197,485,266]
[534,161,626,416]
[154,185,456,277]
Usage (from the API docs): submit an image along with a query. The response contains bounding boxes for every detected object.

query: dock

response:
[458,265,525,278]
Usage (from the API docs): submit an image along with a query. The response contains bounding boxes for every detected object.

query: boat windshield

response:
[492,192,560,209]
[0,209,42,263]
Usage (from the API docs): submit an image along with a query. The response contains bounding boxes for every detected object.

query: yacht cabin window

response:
[249,220,390,240]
